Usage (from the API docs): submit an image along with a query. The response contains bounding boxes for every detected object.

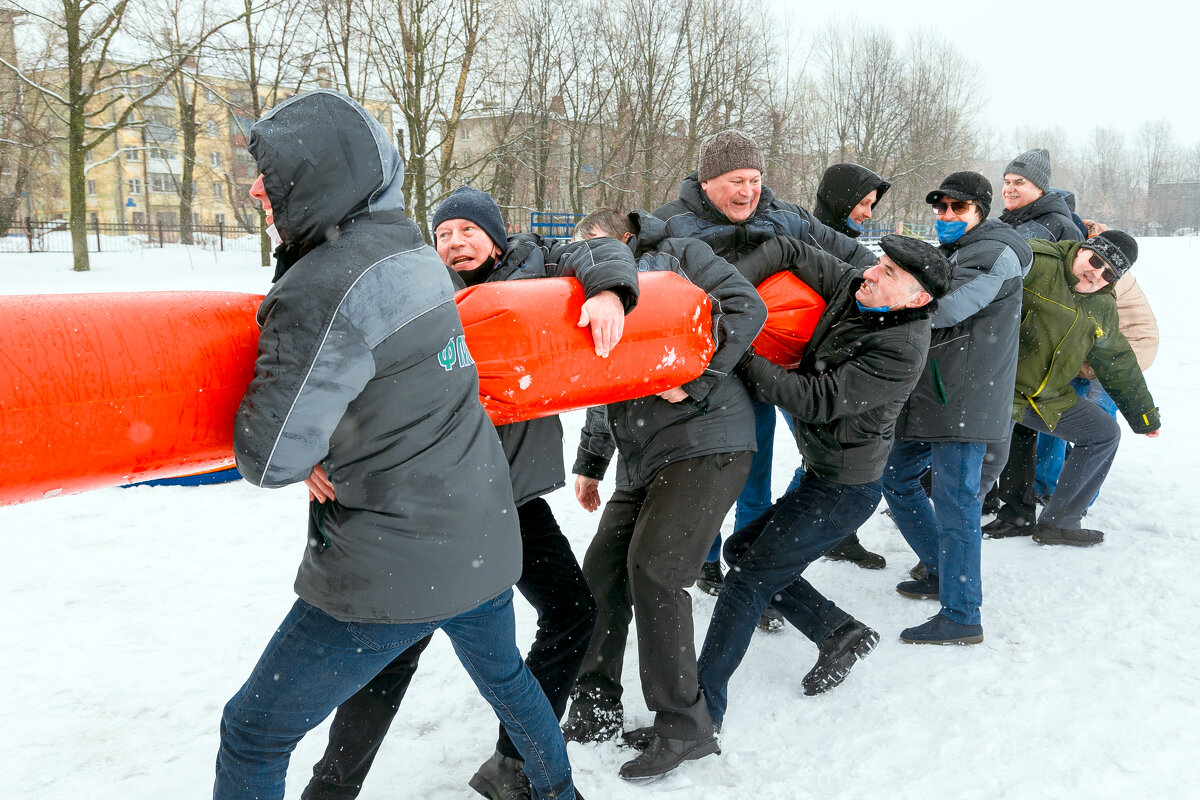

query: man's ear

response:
[621,232,633,243]
[912,291,933,309]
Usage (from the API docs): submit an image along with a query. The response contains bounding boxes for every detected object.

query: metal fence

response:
[529,211,585,240]
[0,219,266,254]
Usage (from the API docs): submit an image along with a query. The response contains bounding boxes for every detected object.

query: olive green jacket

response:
[1015,239,1159,433]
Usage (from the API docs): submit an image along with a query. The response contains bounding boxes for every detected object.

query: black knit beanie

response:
[432,185,508,253]
[1081,230,1138,278]
[879,234,954,299]
[697,130,765,183]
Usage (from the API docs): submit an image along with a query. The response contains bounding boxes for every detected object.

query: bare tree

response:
[372,0,487,237]
[0,0,245,270]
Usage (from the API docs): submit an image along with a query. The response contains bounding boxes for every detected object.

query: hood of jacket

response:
[248,89,406,259]
[814,164,891,237]
[675,171,779,225]
[626,209,671,255]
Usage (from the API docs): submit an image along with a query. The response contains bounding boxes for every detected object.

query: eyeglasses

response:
[931,200,974,215]
[1088,253,1119,284]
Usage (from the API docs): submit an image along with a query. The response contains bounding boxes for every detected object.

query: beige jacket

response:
[1082,272,1159,378]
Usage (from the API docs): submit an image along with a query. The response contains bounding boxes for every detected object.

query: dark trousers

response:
[302,498,596,799]
[571,451,752,740]
[697,472,881,726]
[992,400,1121,530]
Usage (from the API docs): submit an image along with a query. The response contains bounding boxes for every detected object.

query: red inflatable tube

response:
[1,292,262,506]
[752,271,826,369]
[1,272,714,505]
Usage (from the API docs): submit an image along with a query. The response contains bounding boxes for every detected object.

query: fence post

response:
[157,220,164,248]
[26,217,33,253]
[218,219,224,251]
[93,217,101,252]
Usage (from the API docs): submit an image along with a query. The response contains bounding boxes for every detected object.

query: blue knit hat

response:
[432,186,508,253]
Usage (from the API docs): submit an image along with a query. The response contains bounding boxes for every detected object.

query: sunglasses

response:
[931,200,974,215]
[1088,254,1119,284]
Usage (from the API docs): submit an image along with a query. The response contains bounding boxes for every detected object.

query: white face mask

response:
[266,223,283,248]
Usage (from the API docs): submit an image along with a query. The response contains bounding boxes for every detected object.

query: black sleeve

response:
[734,236,855,302]
[572,405,615,479]
[545,237,639,312]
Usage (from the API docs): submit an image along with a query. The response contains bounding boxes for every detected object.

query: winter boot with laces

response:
[468,750,531,800]
[801,619,879,696]
[694,560,724,596]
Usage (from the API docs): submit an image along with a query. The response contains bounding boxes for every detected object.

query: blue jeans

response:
[1036,378,1118,498]
[698,473,881,726]
[725,401,806,559]
[881,440,985,626]
[213,591,575,800]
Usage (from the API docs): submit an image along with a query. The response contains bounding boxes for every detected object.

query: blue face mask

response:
[936,219,968,244]
[856,299,890,313]
[846,216,864,233]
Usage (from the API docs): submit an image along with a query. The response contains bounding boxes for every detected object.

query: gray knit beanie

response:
[697,130,765,183]
[1004,148,1052,193]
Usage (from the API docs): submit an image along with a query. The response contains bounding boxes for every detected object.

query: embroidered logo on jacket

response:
[438,335,475,371]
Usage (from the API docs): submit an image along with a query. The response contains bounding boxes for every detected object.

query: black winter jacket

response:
[814,163,891,239]
[734,237,932,484]
[237,90,520,623]
[895,220,1033,443]
[652,173,876,268]
[1000,192,1083,242]
[449,235,639,506]
[573,212,766,490]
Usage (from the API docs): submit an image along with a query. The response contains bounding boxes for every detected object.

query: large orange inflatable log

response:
[1,292,262,506]
[1,273,714,505]
[457,271,714,426]
[752,271,826,369]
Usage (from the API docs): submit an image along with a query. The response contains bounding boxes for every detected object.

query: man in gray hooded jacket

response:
[212,90,580,800]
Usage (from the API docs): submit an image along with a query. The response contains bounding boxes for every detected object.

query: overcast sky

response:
[767,0,1199,152]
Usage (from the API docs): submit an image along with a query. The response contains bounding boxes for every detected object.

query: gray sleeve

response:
[932,245,1022,329]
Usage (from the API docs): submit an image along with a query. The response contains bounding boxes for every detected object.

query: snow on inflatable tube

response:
[752,271,826,370]
[1,292,262,506]
[456,270,714,426]
[0,272,714,505]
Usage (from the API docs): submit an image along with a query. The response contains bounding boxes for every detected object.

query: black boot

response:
[618,733,720,780]
[981,485,1001,515]
[982,517,1034,539]
[801,619,879,696]
[562,698,623,744]
[694,560,724,596]
[824,531,886,570]
[757,606,785,632]
[1032,523,1104,547]
[468,750,531,800]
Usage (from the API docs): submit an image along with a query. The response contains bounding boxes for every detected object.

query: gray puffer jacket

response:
[652,173,877,268]
[895,219,1033,443]
[449,234,639,506]
[573,211,767,490]
[236,89,520,623]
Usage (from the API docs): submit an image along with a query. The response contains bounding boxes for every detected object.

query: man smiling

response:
[984,230,1161,546]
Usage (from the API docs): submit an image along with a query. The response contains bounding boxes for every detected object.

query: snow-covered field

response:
[4,239,1199,799]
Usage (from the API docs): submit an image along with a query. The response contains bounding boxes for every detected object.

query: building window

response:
[88,211,99,225]
[192,212,201,226]
[214,212,226,226]
[126,149,140,161]
[86,179,96,195]
[206,120,221,137]
[132,211,145,227]
[210,151,221,167]
[206,89,218,104]
[148,173,178,194]
[127,178,142,195]
[212,182,222,199]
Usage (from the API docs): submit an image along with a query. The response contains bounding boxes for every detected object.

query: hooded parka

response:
[813,163,891,239]
[236,90,521,623]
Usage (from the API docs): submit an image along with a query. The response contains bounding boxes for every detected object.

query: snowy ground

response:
[4,239,1199,799]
